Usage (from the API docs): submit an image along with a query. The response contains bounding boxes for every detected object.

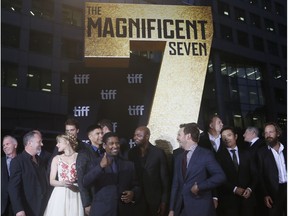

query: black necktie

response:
[230,149,238,171]
[182,150,189,179]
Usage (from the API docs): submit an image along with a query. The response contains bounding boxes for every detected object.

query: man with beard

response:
[128,126,169,216]
[257,122,287,216]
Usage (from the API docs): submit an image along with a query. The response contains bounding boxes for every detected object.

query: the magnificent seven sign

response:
[85,2,213,147]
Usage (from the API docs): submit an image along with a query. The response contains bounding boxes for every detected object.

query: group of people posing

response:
[1,115,287,216]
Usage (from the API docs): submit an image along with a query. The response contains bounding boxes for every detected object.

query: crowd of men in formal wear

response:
[1,115,287,216]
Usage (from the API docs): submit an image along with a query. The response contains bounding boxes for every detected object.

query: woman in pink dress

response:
[44,133,84,216]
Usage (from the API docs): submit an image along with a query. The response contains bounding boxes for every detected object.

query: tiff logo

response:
[129,139,136,148]
[74,106,90,117]
[101,90,117,100]
[112,122,118,132]
[128,105,144,116]
[127,74,143,84]
[74,74,90,84]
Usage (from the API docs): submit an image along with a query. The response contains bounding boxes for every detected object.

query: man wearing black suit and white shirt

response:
[216,126,257,216]
[257,122,287,216]
[243,126,266,216]
[8,131,49,216]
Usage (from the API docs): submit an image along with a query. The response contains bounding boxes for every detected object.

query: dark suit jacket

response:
[128,143,169,215]
[170,146,226,216]
[76,143,104,208]
[83,155,140,216]
[1,157,10,215]
[198,132,225,154]
[216,147,257,215]
[257,145,287,200]
[8,151,49,216]
[39,149,52,169]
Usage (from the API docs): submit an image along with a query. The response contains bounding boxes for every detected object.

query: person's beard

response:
[265,136,278,148]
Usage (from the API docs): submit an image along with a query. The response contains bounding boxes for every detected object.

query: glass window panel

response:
[29,30,53,55]
[1,0,22,12]
[267,40,279,56]
[281,45,287,59]
[235,7,246,23]
[237,67,246,78]
[61,38,83,60]
[221,63,227,75]
[218,1,230,17]
[250,13,261,28]
[264,19,275,33]
[60,73,68,95]
[249,86,259,104]
[258,87,264,104]
[275,2,286,17]
[227,65,237,77]
[62,5,83,27]
[30,0,54,20]
[1,23,20,48]
[27,66,51,92]
[254,67,262,80]
[261,0,272,11]
[252,36,264,52]
[278,24,287,38]
[1,62,18,87]
[249,0,258,5]
[246,67,256,80]
[237,31,249,47]
[220,25,233,41]
[239,85,249,103]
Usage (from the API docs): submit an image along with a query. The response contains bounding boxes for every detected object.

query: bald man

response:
[128,126,169,216]
[2,135,18,216]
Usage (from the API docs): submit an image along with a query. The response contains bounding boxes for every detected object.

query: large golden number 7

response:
[85,3,213,148]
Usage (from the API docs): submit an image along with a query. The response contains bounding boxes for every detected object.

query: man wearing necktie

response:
[169,123,226,216]
[1,135,18,216]
[216,126,257,216]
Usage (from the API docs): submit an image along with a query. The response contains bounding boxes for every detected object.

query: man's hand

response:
[242,188,252,199]
[168,210,174,216]
[264,196,273,208]
[234,187,245,196]
[191,182,199,195]
[157,202,166,216]
[100,153,111,168]
[16,211,26,216]
[84,206,91,216]
[121,190,134,203]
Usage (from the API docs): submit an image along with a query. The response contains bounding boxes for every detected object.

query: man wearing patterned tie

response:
[169,123,225,216]
[1,135,18,216]
[216,126,257,216]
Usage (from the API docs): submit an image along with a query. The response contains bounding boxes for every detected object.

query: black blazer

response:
[257,145,287,200]
[1,157,10,215]
[199,132,225,154]
[76,143,104,208]
[216,147,257,210]
[8,151,49,216]
[128,143,169,214]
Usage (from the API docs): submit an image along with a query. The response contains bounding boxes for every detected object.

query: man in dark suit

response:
[243,126,266,216]
[169,123,226,216]
[1,135,18,216]
[257,122,287,216]
[83,132,140,216]
[216,126,257,216]
[198,114,224,154]
[76,124,105,215]
[8,131,49,216]
[128,126,169,216]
